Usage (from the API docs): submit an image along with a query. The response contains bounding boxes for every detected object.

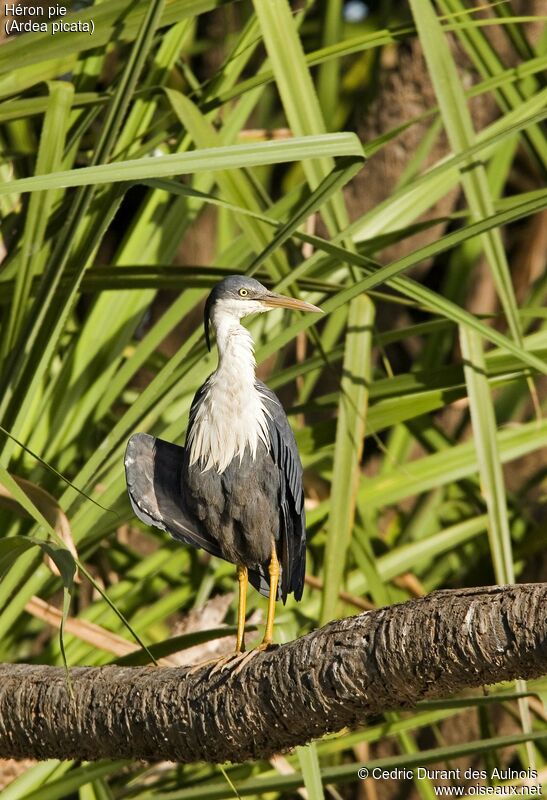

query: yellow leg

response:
[236,565,248,653]
[261,544,280,647]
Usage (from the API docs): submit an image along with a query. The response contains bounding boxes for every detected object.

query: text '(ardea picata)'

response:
[125,276,322,654]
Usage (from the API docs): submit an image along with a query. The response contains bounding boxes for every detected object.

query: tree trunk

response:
[0,584,545,763]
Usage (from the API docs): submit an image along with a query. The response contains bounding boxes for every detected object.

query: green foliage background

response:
[0,0,546,796]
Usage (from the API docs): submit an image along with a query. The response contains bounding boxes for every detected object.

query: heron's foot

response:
[187,650,245,676]
[230,641,279,676]
[256,639,279,652]
[230,648,261,676]
[187,642,278,677]
[208,650,249,676]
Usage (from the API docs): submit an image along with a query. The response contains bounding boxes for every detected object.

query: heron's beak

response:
[260,292,323,313]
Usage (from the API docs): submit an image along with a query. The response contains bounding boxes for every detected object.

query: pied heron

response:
[124,276,321,653]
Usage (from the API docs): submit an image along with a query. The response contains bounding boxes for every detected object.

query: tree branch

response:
[1,584,546,763]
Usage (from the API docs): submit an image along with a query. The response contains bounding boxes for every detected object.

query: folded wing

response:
[124,433,223,558]
[258,382,306,602]
[125,432,281,599]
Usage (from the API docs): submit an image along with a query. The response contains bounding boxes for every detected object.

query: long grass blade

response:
[321,296,374,624]
[408,0,524,345]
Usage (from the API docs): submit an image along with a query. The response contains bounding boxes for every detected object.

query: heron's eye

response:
[239,288,249,297]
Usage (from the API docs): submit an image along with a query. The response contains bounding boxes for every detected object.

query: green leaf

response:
[0,535,75,677]
[251,0,350,234]
[0,134,364,196]
[0,537,36,577]
[129,731,547,798]
[377,516,488,581]
[0,465,59,539]
[267,191,547,377]
[459,328,534,763]
[20,761,127,800]
[2,80,74,362]
[0,761,72,800]
[321,295,374,624]
[40,542,77,679]
[408,0,523,345]
[459,328,514,583]
[357,417,547,512]
[297,742,325,800]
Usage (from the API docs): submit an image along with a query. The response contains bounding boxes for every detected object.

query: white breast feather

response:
[187,318,274,473]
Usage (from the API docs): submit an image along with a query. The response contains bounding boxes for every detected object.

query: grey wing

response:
[124,432,222,558]
[254,381,306,602]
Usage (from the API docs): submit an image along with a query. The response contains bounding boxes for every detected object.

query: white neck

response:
[214,311,257,379]
[187,308,272,473]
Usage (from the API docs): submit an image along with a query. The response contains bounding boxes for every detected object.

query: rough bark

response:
[0,584,545,763]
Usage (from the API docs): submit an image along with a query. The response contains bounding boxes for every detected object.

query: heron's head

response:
[204,275,322,350]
